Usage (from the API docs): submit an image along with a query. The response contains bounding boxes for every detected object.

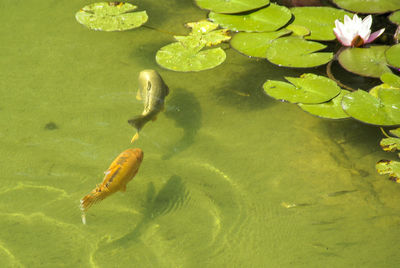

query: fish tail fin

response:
[80,189,104,213]
[127,115,149,132]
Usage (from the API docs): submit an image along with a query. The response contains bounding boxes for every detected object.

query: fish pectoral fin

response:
[136,89,142,101]
[131,132,139,143]
[151,116,157,122]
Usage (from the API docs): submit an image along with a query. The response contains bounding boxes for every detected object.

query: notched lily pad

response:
[209,4,292,32]
[341,88,400,126]
[263,73,341,104]
[75,2,148,31]
[390,128,400,138]
[298,90,351,119]
[195,0,270,14]
[376,160,400,183]
[266,36,333,68]
[230,29,291,58]
[290,7,353,41]
[380,137,400,152]
[286,24,310,37]
[385,44,400,69]
[338,46,392,78]
[156,42,226,72]
[332,0,400,14]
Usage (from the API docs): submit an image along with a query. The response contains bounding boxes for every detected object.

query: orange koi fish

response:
[80,148,144,224]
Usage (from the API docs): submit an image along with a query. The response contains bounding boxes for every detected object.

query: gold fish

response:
[80,148,143,224]
[128,69,169,143]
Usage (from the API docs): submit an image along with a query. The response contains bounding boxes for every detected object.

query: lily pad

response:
[338,46,392,78]
[341,88,400,126]
[332,0,400,14]
[263,73,341,104]
[385,44,400,69]
[390,128,400,137]
[290,7,353,40]
[389,11,400,25]
[380,73,400,88]
[156,42,226,72]
[230,29,291,58]
[208,4,292,32]
[298,90,351,119]
[75,2,148,31]
[380,137,400,152]
[265,36,333,68]
[376,160,400,183]
[286,24,310,37]
[195,0,270,14]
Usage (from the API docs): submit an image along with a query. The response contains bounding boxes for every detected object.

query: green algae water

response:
[1,0,400,267]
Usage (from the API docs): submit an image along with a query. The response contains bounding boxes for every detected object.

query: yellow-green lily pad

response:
[156,42,226,72]
[376,160,400,183]
[230,29,291,58]
[195,0,270,14]
[338,46,392,78]
[290,7,353,40]
[75,2,148,31]
[380,137,400,152]
[390,128,400,137]
[286,24,310,37]
[341,88,400,126]
[332,0,400,14]
[385,44,400,69]
[380,73,400,88]
[389,11,400,25]
[298,90,351,119]
[208,4,292,32]
[263,73,341,104]
[266,36,333,68]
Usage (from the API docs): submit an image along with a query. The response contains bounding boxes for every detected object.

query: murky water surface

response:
[1,1,400,267]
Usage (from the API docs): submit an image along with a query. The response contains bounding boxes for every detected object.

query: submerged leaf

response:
[341,88,400,126]
[230,29,291,58]
[209,4,292,32]
[332,0,400,14]
[290,7,353,40]
[266,36,333,68]
[385,44,400,69]
[376,160,400,183]
[263,73,341,104]
[338,46,392,78]
[156,42,226,72]
[380,137,400,152]
[75,2,148,31]
[298,90,351,119]
[195,0,270,14]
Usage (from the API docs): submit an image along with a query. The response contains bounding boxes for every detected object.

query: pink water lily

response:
[333,14,385,47]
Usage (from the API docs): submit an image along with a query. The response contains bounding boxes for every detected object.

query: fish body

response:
[80,148,144,214]
[128,69,169,142]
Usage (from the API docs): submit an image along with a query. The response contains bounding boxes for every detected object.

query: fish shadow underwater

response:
[162,88,202,160]
[94,175,188,251]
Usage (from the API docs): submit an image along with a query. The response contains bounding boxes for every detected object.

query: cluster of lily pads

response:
[74,1,400,181]
[376,128,400,182]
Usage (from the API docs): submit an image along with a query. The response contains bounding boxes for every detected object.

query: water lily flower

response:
[333,14,385,47]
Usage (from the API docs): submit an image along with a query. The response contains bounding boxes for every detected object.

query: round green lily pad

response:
[380,137,400,152]
[390,128,400,137]
[75,2,148,31]
[332,0,400,14]
[341,89,400,126]
[298,90,351,119]
[156,42,226,72]
[208,4,292,32]
[195,0,270,14]
[265,37,333,68]
[380,73,400,88]
[230,29,291,58]
[263,73,341,104]
[389,11,400,25]
[338,46,392,78]
[290,7,353,41]
[376,160,400,183]
[385,44,400,69]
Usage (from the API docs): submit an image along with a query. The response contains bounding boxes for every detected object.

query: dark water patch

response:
[163,88,202,159]
[44,122,58,130]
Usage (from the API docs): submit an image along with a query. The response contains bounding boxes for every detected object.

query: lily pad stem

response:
[380,127,391,138]
[326,60,356,92]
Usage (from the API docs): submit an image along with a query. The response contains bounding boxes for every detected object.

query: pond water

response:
[1,0,400,267]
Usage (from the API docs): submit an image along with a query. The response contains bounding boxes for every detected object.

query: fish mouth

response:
[134,148,144,162]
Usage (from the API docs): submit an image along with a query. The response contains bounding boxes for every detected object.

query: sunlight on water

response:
[1,0,400,267]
